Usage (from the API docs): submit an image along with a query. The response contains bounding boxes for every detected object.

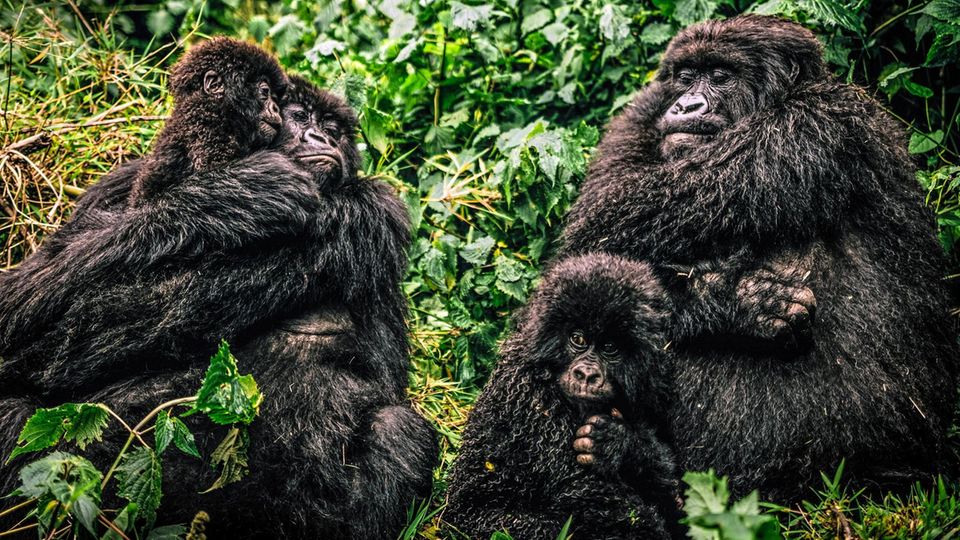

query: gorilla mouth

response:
[258,120,279,140]
[297,152,341,169]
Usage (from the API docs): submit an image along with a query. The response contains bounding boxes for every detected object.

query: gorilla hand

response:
[573,409,629,477]
[735,261,816,346]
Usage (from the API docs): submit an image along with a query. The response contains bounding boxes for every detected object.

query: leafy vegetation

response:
[1,342,260,538]
[1,0,958,538]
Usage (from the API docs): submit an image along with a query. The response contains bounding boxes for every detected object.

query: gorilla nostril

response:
[572,365,603,387]
[674,94,708,117]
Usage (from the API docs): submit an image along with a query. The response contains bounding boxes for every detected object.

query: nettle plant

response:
[0,342,260,539]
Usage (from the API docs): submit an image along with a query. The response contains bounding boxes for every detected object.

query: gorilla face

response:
[652,17,827,161]
[656,63,750,158]
[558,327,621,405]
[276,76,362,191]
[524,255,671,417]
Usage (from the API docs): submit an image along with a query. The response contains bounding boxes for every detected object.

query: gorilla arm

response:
[0,151,321,350]
[4,178,412,396]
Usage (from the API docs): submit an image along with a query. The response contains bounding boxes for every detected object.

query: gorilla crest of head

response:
[276,75,362,191]
[509,254,672,418]
[656,15,826,158]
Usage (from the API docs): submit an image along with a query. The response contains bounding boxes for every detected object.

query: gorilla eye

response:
[257,82,271,101]
[710,69,732,84]
[600,342,619,356]
[676,69,696,86]
[290,109,309,123]
[324,122,342,139]
[569,330,587,349]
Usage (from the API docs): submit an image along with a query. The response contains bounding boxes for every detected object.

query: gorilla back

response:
[559,15,959,502]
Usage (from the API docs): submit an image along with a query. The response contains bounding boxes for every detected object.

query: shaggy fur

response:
[0,77,436,537]
[446,254,678,539]
[558,15,959,502]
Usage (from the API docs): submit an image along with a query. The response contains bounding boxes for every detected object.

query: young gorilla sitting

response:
[446,254,678,540]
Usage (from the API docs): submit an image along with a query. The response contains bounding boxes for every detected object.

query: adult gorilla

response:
[0,75,435,537]
[559,15,959,502]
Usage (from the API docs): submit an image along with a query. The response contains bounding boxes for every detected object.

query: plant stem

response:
[0,523,37,537]
[0,498,35,519]
[100,396,197,489]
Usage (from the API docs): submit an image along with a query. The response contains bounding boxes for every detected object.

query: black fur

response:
[0,72,436,537]
[446,254,678,539]
[558,15,959,502]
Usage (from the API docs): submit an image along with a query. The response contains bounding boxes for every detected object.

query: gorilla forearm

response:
[2,179,410,395]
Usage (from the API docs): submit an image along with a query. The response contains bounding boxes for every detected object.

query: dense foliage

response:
[1,0,958,537]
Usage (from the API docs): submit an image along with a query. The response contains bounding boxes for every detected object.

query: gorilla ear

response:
[787,58,801,84]
[202,70,224,97]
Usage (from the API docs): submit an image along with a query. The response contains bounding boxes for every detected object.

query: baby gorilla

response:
[446,254,678,540]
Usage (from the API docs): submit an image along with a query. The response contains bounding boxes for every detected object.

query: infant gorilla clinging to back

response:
[446,254,679,540]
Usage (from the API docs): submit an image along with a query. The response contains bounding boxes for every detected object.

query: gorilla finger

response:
[576,424,593,437]
[573,437,594,453]
[576,453,595,466]
[586,415,610,428]
[796,287,817,313]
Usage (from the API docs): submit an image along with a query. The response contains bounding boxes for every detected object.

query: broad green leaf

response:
[154,410,175,455]
[146,524,189,540]
[194,341,262,426]
[521,8,552,35]
[146,10,174,35]
[101,502,138,540]
[598,4,630,45]
[173,418,201,459]
[674,0,719,26]
[640,22,674,45]
[450,2,493,32]
[542,22,569,45]
[203,426,251,492]
[459,236,496,265]
[116,446,162,526]
[18,452,103,536]
[923,0,960,21]
[909,130,945,154]
[683,470,730,518]
[9,403,109,460]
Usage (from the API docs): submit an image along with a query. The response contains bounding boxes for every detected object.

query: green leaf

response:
[640,22,674,45]
[673,0,719,26]
[362,107,392,155]
[155,410,175,455]
[268,14,307,56]
[542,22,570,45]
[909,129,945,154]
[18,452,103,536]
[203,426,251,492]
[172,418,201,459]
[683,470,730,518]
[9,403,109,460]
[146,10,174,35]
[422,247,448,284]
[450,2,494,32]
[101,503,138,540]
[248,15,270,43]
[521,8,553,35]
[146,524,189,540]
[194,341,262,426]
[155,411,200,459]
[459,236,496,265]
[923,0,960,21]
[494,254,523,282]
[599,4,631,45]
[116,446,162,526]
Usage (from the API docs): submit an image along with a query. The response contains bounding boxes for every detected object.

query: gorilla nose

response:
[668,93,708,119]
[572,364,604,387]
[304,128,331,146]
